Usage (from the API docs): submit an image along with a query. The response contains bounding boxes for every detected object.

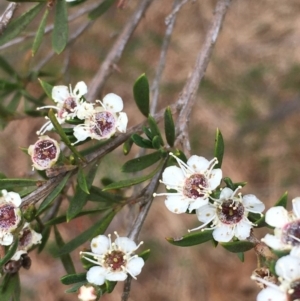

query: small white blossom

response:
[37,81,89,135]
[262,197,300,252]
[73,93,128,144]
[0,190,22,246]
[190,187,265,242]
[78,285,97,301]
[251,254,300,301]
[154,153,222,214]
[28,135,60,170]
[80,232,144,286]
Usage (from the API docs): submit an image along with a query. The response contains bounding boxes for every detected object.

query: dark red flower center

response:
[34,140,57,161]
[217,199,244,224]
[282,221,300,246]
[91,111,115,137]
[59,97,77,117]
[288,279,300,301]
[0,204,17,230]
[19,228,32,249]
[183,174,208,199]
[104,250,126,271]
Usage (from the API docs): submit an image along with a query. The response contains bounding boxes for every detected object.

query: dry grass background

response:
[1,0,300,300]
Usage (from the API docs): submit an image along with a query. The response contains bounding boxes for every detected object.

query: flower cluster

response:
[80,232,144,287]
[155,153,265,242]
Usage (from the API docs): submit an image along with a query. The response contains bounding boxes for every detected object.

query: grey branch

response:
[87,0,154,101]
[0,2,19,35]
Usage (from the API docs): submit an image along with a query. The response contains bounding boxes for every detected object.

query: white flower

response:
[251,254,300,301]
[80,232,144,286]
[28,135,60,170]
[73,93,128,144]
[190,187,265,242]
[37,81,88,135]
[0,190,22,246]
[78,285,97,301]
[262,197,300,252]
[153,152,222,214]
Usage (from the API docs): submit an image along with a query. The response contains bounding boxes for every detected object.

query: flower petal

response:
[90,235,109,254]
[262,234,287,250]
[257,287,285,301]
[292,197,300,218]
[275,255,300,281]
[165,194,189,214]
[242,194,265,213]
[187,156,210,173]
[73,126,90,144]
[103,93,123,112]
[219,187,234,200]
[86,266,106,286]
[73,81,87,98]
[213,225,234,242]
[115,237,137,253]
[265,206,289,228]
[162,166,185,188]
[2,190,22,207]
[106,271,127,281]
[234,219,252,240]
[127,257,144,277]
[116,112,128,133]
[196,204,216,223]
[188,197,208,212]
[208,169,222,190]
[0,232,14,246]
[52,86,69,103]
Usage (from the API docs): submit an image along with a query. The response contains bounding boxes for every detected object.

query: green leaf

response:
[0,56,18,77]
[123,138,133,155]
[133,74,150,117]
[38,226,51,253]
[0,273,21,301]
[131,133,154,149]
[48,109,86,162]
[148,115,164,146]
[7,93,21,112]
[88,0,117,20]
[103,163,163,191]
[32,8,49,56]
[164,107,175,147]
[166,230,213,247]
[0,3,44,47]
[275,191,288,208]
[105,280,117,293]
[122,151,162,173]
[214,128,224,169]
[138,249,151,261]
[248,212,267,228]
[0,178,38,189]
[67,163,99,221]
[223,177,247,191]
[237,252,244,262]
[37,173,71,215]
[152,135,162,149]
[142,126,154,140]
[54,226,76,274]
[220,241,255,253]
[88,186,123,203]
[77,167,90,194]
[52,0,68,54]
[65,282,87,293]
[61,273,86,285]
[0,239,19,270]
[56,210,116,256]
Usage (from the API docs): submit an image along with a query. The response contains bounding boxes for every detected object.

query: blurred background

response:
[1,0,300,300]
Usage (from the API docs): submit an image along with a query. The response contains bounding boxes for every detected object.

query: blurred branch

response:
[0,2,19,35]
[0,2,98,51]
[175,0,232,155]
[165,0,190,25]
[87,0,154,101]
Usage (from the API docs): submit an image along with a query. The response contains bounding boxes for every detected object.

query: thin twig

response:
[0,2,19,35]
[175,0,232,155]
[87,0,154,101]
[165,0,190,26]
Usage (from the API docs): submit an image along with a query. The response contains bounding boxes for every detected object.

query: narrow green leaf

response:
[237,252,244,262]
[0,3,44,47]
[133,74,150,117]
[65,282,87,293]
[1,273,21,301]
[223,177,247,191]
[164,107,175,147]
[214,128,224,169]
[142,126,154,140]
[56,210,116,256]
[122,151,162,173]
[105,280,117,293]
[38,79,53,101]
[0,239,19,270]
[123,138,133,155]
[221,241,255,253]
[0,56,18,77]
[38,226,51,253]
[7,93,21,112]
[0,178,38,189]
[275,191,288,208]
[89,186,123,203]
[37,173,71,215]
[77,167,90,194]
[138,249,151,261]
[52,0,68,54]
[61,273,87,285]
[103,163,162,191]
[67,163,99,221]
[88,0,117,20]
[131,133,154,149]
[166,230,213,247]
[54,226,76,274]
[48,109,86,162]
[32,8,49,56]
[148,115,164,146]
[152,135,162,149]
